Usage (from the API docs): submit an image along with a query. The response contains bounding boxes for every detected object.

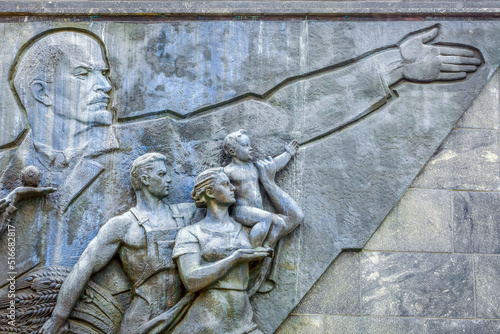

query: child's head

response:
[223,129,253,162]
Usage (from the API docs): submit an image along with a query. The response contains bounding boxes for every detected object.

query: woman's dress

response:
[171,222,262,334]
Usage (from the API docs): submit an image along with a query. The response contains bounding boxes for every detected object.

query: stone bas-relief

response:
[0,20,496,333]
[39,153,197,334]
[0,166,55,235]
[223,131,303,293]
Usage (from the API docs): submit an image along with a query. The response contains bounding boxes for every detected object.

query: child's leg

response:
[232,205,283,248]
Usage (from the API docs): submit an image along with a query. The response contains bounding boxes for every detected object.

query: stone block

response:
[361,252,474,318]
[293,251,360,316]
[275,315,327,334]
[425,319,500,334]
[277,315,423,334]
[411,129,500,191]
[453,191,500,254]
[474,255,500,319]
[364,189,452,252]
[456,70,500,130]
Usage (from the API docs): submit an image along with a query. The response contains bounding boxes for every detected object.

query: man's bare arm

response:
[39,217,127,334]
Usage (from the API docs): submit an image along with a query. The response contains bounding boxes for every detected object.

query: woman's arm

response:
[177,248,268,293]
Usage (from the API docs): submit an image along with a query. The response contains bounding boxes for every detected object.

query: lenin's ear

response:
[30,80,52,106]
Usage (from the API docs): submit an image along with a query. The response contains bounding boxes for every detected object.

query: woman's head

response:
[191,168,235,208]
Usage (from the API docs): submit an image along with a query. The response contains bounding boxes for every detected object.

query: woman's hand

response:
[233,248,271,263]
[255,157,277,185]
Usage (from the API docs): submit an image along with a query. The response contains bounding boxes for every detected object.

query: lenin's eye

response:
[74,72,89,79]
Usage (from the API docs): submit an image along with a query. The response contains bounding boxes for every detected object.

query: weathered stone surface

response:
[456,70,500,130]
[293,251,360,316]
[425,319,500,334]
[0,20,496,334]
[474,255,500,319]
[277,315,423,334]
[411,129,500,191]
[275,315,327,334]
[361,252,474,318]
[364,189,452,252]
[453,192,500,254]
[4,1,500,15]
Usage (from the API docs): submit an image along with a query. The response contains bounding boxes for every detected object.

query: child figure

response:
[223,129,300,249]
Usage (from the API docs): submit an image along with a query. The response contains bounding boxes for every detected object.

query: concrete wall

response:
[278,71,500,333]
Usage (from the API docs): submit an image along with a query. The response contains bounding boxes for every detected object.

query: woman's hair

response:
[191,167,224,208]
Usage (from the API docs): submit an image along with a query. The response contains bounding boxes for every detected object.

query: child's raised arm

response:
[273,140,299,171]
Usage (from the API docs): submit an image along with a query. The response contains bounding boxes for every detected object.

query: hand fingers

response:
[40,187,57,194]
[438,46,475,57]
[239,249,255,254]
[440,55,481,65]
[440,64,478,72]
[438,72,467,80]
[418,27,439,44]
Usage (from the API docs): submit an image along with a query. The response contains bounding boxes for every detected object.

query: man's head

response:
[12,30,113,129]
[223,129,253,162]
[130,153,171,199]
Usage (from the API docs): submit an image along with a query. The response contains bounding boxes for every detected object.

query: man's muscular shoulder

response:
[98,211,139,245]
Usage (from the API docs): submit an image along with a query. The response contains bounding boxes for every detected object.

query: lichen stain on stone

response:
[482,151,498,162]
[430,150,458,165]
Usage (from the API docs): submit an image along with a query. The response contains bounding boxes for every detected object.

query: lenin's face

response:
[50,35,113,126]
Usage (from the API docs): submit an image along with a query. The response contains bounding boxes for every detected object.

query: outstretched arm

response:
[273,140,299,171]
[177,248,268,293]
[39,218,125,334]
[267,25,482,145]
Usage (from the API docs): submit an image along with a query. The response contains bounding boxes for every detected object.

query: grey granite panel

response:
[5,1,500,16]
[453,192,500,254]
[364,189,452,252]
[474,255,500,319]
[456,70,500,130]
[425,319,500,334]
[293,251,360,316]
[361,252,474,318]
[275,315,328,334]
[277,315,423,334]
[411,129,500,191]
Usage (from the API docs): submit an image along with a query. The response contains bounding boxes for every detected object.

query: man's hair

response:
[223,129,247,157]
[12,30,106,111]
[130,153,167,191]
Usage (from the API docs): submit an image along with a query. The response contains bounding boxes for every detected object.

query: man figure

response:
[0,30,119,282]
[40,153,196,334]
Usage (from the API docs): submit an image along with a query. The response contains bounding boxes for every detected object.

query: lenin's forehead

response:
[40,32,107,65]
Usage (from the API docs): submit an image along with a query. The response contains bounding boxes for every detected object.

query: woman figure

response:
[171,167,273,334]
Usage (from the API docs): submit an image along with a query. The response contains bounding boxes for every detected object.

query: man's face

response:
[49,37,113,126]
[145,160,172,199]
[234,134,253,162]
